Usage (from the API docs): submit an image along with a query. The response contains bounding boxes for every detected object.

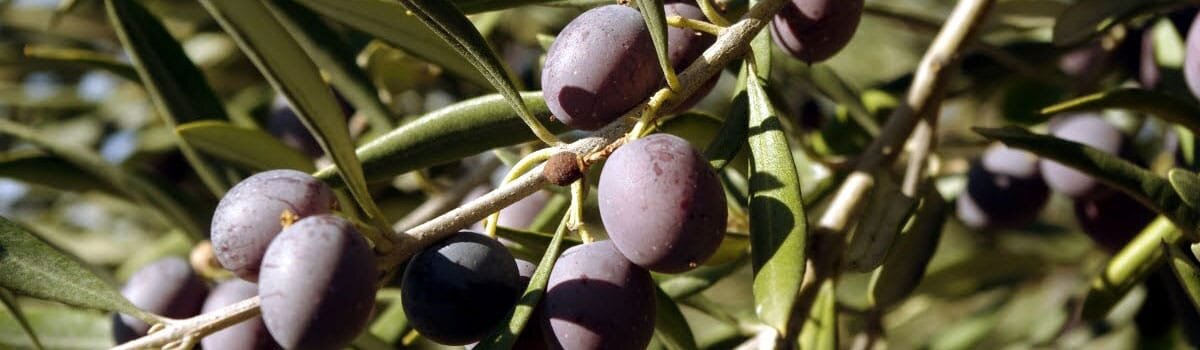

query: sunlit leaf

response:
[106,0,234,196]
[1169,168,1200,209]
[200,0,390,232]
[658,254,748,299]
[10,46,138,82]
[266,0,394,133]
[1165,242,1200,314]
[395,0,557,145]
[293,0,487,86]
[314,92,566,186]
[636,0,677,91]
[746,60,807,339]
[798,280,835,350]
[176,120,315,173]
[0,216,151,322]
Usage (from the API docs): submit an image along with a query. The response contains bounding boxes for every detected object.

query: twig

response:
[392,155,501,231]
[113,0,791,347]
[111,297,262,350]
[796,0,995,341]
[817,0,994,238]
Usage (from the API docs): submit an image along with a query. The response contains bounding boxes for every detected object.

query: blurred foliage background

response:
[0,0,1197,349]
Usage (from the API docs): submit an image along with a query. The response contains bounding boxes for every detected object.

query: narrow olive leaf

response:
[746,61,808,338]
[106,0,233,196]
[0,151,121,196]
[1169,168,1200,209]
[12,46,138,81]
[1082,216,1181,320]
[475,217,571,350]
[636,0,679,91]
[1052,0,1183,47]
[176,121,316,173]
[798,280,835,350]
[452,0,558,13]
[659,254,749,299]
[1164,242,1200,312]
[292,0,487,86]
[266,0,394,133]
[843,172,916,272]
[653,285,699,350]
[200,0,391,234]
[869,187,948,309]
[313,92,566,186]
[0,216,152,322]
[705,73,749,170]
[395,0,558,145]
[0,289,44,350]
[1040,88,1200,134]
[0,300,112,350]
[0,120,205,240]
[974,126,1198,235]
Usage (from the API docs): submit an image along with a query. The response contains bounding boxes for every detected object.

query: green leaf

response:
[0,216,152,322]
[746,61,808,339]
[106,0,233,196]
[0,289,44,350]
[293,0,488,86]
[798,280,835,350]
[0,120,205,240]
[266,0,394,133]
[636,0,677,91]
[9,46,139,82]
[843,172,916,272]
[314,92,566,186]
[475,217,571,350]
[395,0,557,145]
[0,151,120,196]
[705,85,749,170]
[658,254,748,300]
[176,121,316,173]
[974,126,1197,234]
[0,300,112,350]
[869,187,948,309]
[200,0,390,234]
[1169,168,1200,209]
[1051,0,1184,47]
[1082,216,1180,320]
[653,285,698,350]
[1165,242,1200,314]
[808,65,879,136]
[1039,88,1200,134]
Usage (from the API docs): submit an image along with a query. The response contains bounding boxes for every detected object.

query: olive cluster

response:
[113,169,376,349]
[956,115,1156,252]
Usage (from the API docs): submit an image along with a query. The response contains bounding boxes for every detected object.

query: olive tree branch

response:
[111,1,789,347]
[791,0,995,341]
[816,0,994,239]
[111,296,262,350]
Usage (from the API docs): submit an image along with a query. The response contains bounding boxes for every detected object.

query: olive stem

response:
[484,148,557,238]
[630,88,676,139]
[115,2,793,347]
[111,296,262,350]
[697,0,731,27]
[667,15,724,36]
[569,178,592,242]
